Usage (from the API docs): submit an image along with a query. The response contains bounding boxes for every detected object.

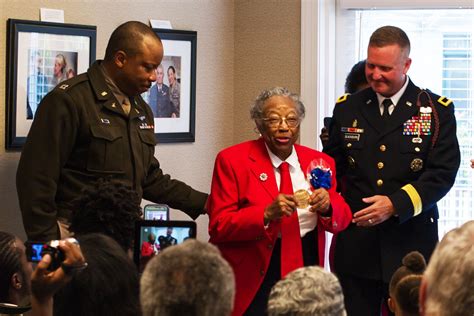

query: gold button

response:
[377,179,383,186]
[377,162,384,169]
[346,143,352,148]
[379,145,386,152]
[415,147,420,152]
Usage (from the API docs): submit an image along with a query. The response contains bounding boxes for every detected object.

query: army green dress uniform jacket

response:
[17,61,207,241]
[324,80,460,282]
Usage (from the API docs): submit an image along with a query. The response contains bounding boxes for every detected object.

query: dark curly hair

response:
[345,60,368,94]
[69,178,142,252]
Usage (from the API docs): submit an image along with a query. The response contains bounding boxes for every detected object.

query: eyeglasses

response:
[261,116,301,128]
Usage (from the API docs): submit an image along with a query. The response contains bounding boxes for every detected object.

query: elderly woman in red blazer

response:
[208,87,352,316]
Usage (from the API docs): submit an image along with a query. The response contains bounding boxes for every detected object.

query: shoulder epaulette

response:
[437,96,452,107]
[336,93,350,104]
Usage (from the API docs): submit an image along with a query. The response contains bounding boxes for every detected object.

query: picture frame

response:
[142,29,197,143]
[5,19,96,149]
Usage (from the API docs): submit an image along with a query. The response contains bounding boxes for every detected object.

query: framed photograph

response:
[141,29,197,143]
[5,19,96,149]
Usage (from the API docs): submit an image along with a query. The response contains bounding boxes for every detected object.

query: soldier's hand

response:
[352,195,395,227]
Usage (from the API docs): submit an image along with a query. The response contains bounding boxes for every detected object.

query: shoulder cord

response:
[416,89,440,150]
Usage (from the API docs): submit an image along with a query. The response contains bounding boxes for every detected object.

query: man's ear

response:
[114,51,127,68]
[419,277,428,316]
[388,297,396,313]
[11,272,22,290]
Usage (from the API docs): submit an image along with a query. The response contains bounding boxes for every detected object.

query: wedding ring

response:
[368,218,373,224]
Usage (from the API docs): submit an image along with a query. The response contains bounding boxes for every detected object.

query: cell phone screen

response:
[143,204,169,221]
[25,242,47,262]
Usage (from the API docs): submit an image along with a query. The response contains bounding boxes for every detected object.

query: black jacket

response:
[324,80,460,282]
[17,61,207,241]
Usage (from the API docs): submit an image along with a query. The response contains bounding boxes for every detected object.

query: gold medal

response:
[294,189,310,208]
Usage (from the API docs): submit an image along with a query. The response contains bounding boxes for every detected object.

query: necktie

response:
[279,162,304,277]
[382,98,392,121]
[122,97,131,115]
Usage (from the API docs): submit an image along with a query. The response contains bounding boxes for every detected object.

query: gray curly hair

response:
[267,266,347,316]
[250,87,306,121]
[140,239,235,316]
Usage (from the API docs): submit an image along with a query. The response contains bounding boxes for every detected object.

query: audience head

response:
[267,266,346,316]
[344,60,369,94]
[103,21,163,96]
[388,251,426,316]
[54,233,140,316]
[0,231,32,306]
[140,239,235,316]
[420,220,474,316]
[70,178,142,252]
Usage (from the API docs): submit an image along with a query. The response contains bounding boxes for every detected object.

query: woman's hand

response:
[264,194,296,223]
[308,188,331,215]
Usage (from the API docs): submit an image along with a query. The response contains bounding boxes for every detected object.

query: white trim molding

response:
[300,0,336,150]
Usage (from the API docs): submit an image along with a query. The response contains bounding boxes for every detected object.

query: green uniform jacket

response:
[17,61,207,241]
[324,80,460,282]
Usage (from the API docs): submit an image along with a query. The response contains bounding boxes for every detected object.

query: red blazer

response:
[208,139,352,316]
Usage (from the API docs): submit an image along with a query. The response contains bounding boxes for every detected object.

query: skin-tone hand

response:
[264,193,296,224]
[31,240,86,304]
[352,195,395,227]
[308,188,331,215]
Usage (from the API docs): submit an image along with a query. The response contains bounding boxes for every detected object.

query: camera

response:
[25,238,78,270]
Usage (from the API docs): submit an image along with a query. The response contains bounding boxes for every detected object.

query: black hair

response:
[104,21,161,61]
[344,60,368,94]
[70,178,142,252]
[53,233,140,316]
[0,231,19,302]
[167,65,176,74]
[395,275,423,316]
[389,251,426,295]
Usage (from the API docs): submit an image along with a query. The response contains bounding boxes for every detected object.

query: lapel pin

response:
[259,173,268,181]
[406,101,412,107]
[366,99,372,104]
[111,103,116,108]
[101,91,108,96]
